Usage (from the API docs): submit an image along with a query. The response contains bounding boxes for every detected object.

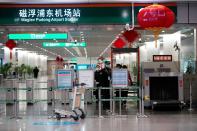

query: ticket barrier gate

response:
[26,79,34,105]
[47,79,56,105]
[47,79,70,105]
[60,90,70,104]
[97,86,140,117]
[3,79,22,119]
[4,79,18,105]
[0,80,146,119]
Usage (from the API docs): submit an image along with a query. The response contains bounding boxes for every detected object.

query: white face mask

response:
[105,65,110,68]
[96,68,99,71]
[101,64,105,69]
[98,59,103,63]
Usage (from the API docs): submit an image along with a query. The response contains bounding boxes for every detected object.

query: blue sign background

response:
[56,69,73,89]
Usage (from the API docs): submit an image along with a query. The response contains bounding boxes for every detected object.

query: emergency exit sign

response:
[42,42,86,47]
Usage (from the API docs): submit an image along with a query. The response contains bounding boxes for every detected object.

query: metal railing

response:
[0,79,147,119]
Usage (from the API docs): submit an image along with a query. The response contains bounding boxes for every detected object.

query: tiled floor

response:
[0,112,197,131]
[0,76,197,131]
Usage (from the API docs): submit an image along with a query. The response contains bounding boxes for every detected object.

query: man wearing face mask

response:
[95,65,101,87]
[94,65,101,101]
[99,61,111,110]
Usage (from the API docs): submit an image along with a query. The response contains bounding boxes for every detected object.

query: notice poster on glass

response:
[112,69,128,87]
[78,70,94,88]
[56,69,73,89]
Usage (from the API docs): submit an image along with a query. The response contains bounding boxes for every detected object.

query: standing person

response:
[99,61,111,110]
[115,64,122,97]
[122,65,132,86]
[95,65,101,87]
[70,66,77,86]
[94,65,101,101]
[122,65,133,105]
[115,64,122,69]
[33,66,39,78]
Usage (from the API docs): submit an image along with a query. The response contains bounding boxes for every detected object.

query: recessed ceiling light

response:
[107,27,113,31]
[122,11,128,18]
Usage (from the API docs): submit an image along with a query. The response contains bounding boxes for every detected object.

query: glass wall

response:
[180,28,196,74]
[138,26,196,74]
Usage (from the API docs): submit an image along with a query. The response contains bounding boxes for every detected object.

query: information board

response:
[0,4,176,25]
[56,69,73,89]
[0,7,131,25]
[153,55,172,62]
[112,69,128,87]
[78,70,94,88]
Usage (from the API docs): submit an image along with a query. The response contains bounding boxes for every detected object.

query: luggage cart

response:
[54,83,86,121]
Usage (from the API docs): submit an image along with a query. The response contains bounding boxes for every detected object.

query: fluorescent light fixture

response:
[122,10,129,18]
[43,42,87,47]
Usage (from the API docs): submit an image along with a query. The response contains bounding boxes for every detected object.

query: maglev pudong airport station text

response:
[17,8,80,23]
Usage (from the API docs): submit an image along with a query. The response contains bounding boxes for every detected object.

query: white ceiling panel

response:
[0,24,192,59]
